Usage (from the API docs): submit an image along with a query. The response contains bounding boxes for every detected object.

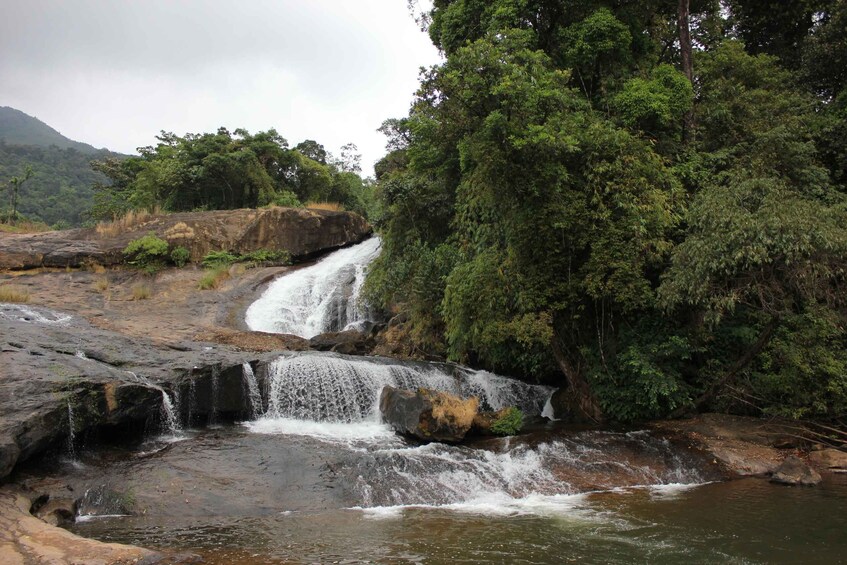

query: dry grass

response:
[305,201,346,212]
[96,206,162,238]
[0,284,31,303]
[131,283,152,300]
[198,266,231,290]
[94,277,110,292]
[0,220,52,234]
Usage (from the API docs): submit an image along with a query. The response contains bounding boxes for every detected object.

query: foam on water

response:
[245,417,399,443]
[0,303,73,325]
[245,237,382,337]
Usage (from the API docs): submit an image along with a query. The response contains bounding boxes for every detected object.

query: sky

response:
[0,0,441,175]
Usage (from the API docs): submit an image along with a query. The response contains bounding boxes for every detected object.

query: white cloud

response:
[0,0,441,174]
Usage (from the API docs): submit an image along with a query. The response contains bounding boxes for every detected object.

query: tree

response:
[5,164,33,223]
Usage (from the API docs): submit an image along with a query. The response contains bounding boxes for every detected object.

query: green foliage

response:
[198,266,230,290]
[368,1,847,422]
[490,407,524,436]
[240,248,291,265]
[123,233,169,269]
[169,246,190,267]
[201,250,239,268]
[90,128,373,221]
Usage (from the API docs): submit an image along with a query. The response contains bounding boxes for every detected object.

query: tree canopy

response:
[366,0,847,422]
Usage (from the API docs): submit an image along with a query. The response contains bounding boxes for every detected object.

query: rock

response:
[808,448,847,472]
[0,488,158,564]
[379,386,479,443]
[309,330,375,355]
[33,496,77,526]
[0,206,371,270]
[771,455,822,486]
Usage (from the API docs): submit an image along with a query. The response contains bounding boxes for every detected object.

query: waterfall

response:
[245,237,382,337]
[242,362,263,418]
[260,353,552,424]
[159,390,181,437]
[66,401,77,461]
[209,366,220,427]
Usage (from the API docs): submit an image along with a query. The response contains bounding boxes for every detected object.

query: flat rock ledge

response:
[0,206,371,270]
[0,488,160,565]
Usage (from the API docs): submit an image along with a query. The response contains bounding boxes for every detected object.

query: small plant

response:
[93,277,109,292]
[124,232,169,270]
[305,201,345,211]
[0,284,30,303]
[201,250,239,268]
[131,283,152,300]
[490,407,524,436]
[269,191,302,208]
[170,246,191,267]
[198,266,230,290]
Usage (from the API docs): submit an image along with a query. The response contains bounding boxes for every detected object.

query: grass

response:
[94,277,109,292]
[0,284,30,303]
[198,266,231,290]
[131,283,152,300]
[0,220,52,234]
[305,201,345,212]
[96,206,162,237]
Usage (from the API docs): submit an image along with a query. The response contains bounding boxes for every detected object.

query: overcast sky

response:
[0,0,440,175]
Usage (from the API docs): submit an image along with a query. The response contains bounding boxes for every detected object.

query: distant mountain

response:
[0,106,103,154]
[0,107,126,227]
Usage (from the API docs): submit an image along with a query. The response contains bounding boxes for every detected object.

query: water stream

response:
[26,239,846,562]
[245,237,382,337]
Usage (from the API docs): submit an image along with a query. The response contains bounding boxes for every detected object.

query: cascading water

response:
[241,362,263,418]
[125,370,182,438]
[245,237,382,337]
[66,400,77,461]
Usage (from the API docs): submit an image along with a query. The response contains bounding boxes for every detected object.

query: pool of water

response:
[31,423,845,564]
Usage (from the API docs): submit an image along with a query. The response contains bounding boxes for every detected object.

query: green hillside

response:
[0,106,101,153]
[0,107,125,227]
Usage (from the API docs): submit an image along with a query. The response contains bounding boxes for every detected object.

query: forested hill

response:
[0,106,101,153]
[0,107,123,227]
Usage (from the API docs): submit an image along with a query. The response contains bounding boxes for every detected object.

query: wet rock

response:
[809,448,847,472]
[380,386,479,443]
[0,206,371,270]
[310,330,375,355]
[771,456,822,486]
[32,496,77,526]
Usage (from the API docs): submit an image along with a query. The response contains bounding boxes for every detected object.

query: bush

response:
[123,233,169,269]
[201,250,239,268]
[269,191,302,208]
[240,249,291,265]
[170,246,190,267]
[131,283,151,300]
[490,407,524,436]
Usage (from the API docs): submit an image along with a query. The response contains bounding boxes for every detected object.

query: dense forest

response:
[0,107,118,227]
[90,128,374,220]
[364,0,847,422]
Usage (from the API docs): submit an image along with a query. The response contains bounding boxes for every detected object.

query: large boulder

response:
[809,448,847,473]
[770,455,822,486]
[0,206,371,270]
[379,386,479,443]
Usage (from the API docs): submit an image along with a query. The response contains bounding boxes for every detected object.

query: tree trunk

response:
[671,315,781,418]
[678,0,696,143]
[551,330,604,423]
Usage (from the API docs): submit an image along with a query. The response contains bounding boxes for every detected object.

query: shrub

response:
[170,246,191,267]
[198,266,230,290]
[241,249,291,265]
[123,233,169,269]
[201,250,239,268]
[93,277,109,292]
[269,191,302,208]
[490,407,524,436]
[0,285,30,303]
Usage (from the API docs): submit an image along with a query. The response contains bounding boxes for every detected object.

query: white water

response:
[245,237,382,337]
[0,303,72,325]
[159,390,182,437]
[241,363,263,418]
[66,401,77,461]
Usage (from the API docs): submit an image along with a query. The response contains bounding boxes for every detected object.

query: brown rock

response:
[33,496,76,527]
[808,448,847,472]
[771,455,822,486]
[379,386,479,443]
[0,207,371,270]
